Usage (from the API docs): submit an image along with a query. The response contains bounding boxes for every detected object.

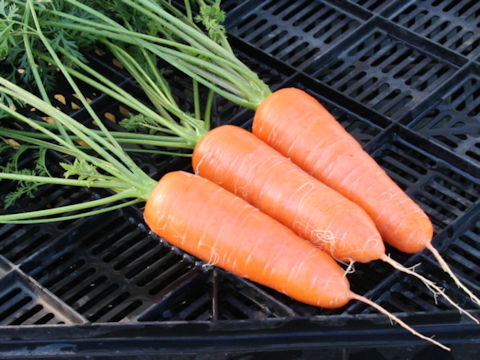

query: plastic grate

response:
[388,0,480,58]
[0,271,84,325]
[139,271,214,321]
[0,182,106,265]
[358,261,467,314]
[307,21,458,119]
[2,1,480,356]
[0,224,54,265]
[216,273,300,319]
[409,68,480,169]
[293,76,387,145]
[225,0,364,69]
[239,75,387,147]
[348,0,397,13]
[441,216,480,287]
[20,211,199,322]
[372,130,480,233]
[140,270,298,321]
[220,0,245,13]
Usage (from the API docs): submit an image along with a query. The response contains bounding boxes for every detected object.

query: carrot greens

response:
[1,0,212,151]
[11,0,272,109]
[0,74,158,222]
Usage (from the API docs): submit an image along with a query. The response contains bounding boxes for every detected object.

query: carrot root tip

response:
[351,292,451,351]
[427,244,480,308]
[381,254,480,324]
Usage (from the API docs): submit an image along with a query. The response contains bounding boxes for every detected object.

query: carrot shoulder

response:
[144,170,351,308]
[253,88,433,254]
[192,125,384,263]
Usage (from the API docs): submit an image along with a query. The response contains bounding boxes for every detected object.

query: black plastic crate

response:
[404,63,480,176]
[386,0,480,58]
[224,0,369,70]
[305,17,466,120]
[1,0,480,358]
[346,0,398,14]
[0,266,85,325]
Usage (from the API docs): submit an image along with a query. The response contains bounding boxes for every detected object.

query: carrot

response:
[144,170,449,351]
[192,125,384,263]
[26,0,476,318]
[253,87,480,305]
[144,171,350,308]
[253,88,426,253]
[41,0,469,284]
[192,124,478,323]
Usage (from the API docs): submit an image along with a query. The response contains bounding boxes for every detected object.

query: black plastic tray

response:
[1,0,480,358]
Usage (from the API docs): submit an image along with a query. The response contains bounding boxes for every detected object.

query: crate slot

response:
[216,273,299,320]
[347,0,396,13]
[139,270,299,321]
[370,129,480,233]
[409,67,480,170]
[220,0,244,13]
[226,0,363,69]
[441,218,480,286]
[308,22,458,119]
[10,305,47,325]
[138,270,211,321]
[146,259,196,295]
[16,206,206,322]
[0,271,84,325]
[46,262,96,299]
[389,0,480,58]
[355,257,473,314]
[0,224,54,265]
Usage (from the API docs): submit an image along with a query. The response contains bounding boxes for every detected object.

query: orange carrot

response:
[252,87,480,306]
[144,170,350,308]
[143,171,449,350]
[192,125,384,263]
[253,88,431,254]
[190,124,478,323]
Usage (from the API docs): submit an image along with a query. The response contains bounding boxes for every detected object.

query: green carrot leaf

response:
[0,142,49,209]
[194,0,226,44]
[60,158,99,186]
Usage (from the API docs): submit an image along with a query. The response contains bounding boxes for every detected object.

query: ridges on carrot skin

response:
[192,125,385,264]
[313,143,433,253]
[144,171,351,309]
[253,87,432,253]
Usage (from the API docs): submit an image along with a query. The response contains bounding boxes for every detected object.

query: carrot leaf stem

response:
[42,3,271,107]
[0,78,157,199]
[0,189,140,223]
[0,199,143,224]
